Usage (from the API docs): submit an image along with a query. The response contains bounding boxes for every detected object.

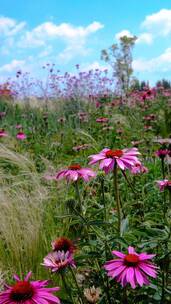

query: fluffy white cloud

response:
[19,21,104,48]
[142,9,171,37]
[81,61,109,72]
[136,33,153,44]
[133,47,171,72]
[0,16,26,36]
[0,59,25,72]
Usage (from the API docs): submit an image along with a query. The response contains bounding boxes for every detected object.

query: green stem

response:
[101,177,107,221]
[69,267,84,304]
[74,181,83,215]
[60,272,75,304]
[161,271,165,304]
[161,158,165,179]
[113,165,122,239]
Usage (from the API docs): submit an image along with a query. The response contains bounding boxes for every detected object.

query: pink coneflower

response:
[72,144,91,152]
[156,179,171,191]
[51,237,76,253]
[131,162,148,175]
[0,129,8,138]
[0,271,60,303]
[96,117,109,124]
[15,124,22,129]
[89,148,140,174]
[42,251,76,273]
[56,164,96,182]
[156,149,169,159]
[0,112,6,119]
[104,246,157,289]
[16,132,27,140]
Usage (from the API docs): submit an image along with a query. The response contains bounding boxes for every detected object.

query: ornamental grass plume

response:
[0,272,60,303]
[55,164,96,182]
[89,148,140,174]
[104,246,157,289]
[42,250,76,273]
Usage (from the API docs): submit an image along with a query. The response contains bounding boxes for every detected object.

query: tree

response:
[101,35,137,96]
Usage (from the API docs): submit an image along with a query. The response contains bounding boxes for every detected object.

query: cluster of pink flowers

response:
[0,129,27,140]
[104,246,157,289]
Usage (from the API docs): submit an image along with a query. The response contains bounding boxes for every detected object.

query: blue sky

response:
[1,0,171,84]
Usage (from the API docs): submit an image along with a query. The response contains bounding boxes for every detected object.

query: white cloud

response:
[81,61,109,72]
[142,9,171,37]
[19,21,104,48]
[133,47,171,72]
[0,16,26,36]
[0,59,25,72]
[136,33,153,44]
[115,30,134,40]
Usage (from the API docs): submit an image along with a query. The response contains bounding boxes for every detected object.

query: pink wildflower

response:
[104,246,157,289]
[156,149,169,159]
[16,132,26,140]
[15,124,22,129]
[56,164,96,182]
[156,179,171,191]
[89,148,140,174]
[0,129,8,138]
[96,117,109,124]
[131,162,148,175]
[0,271,60,303]
[42,251,76,273]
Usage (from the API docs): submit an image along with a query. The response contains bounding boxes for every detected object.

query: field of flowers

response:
[0,80,171,303]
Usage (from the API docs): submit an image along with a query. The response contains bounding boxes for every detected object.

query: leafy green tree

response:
[101,35,137,96]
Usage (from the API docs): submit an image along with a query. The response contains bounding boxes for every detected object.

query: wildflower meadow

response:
[0,71,171,303]
[0,2,171,303]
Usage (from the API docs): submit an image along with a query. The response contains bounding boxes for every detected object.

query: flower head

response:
[89,148,140,174]
[156,149,169,159]
[96,117,109,124]
[130,162,148,175]
[84,286,101,303]
[42,251,76,273]
[104,246,157,289]
[51,237,75,253]
[0,271,60,303]
[16,132,26,140]
[56,164,96,182]
[156,179,171,191]
[0,129,8,138]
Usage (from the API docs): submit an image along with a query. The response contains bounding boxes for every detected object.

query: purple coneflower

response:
[16,132,26,140]
[56,164,96,182]
[0,129,8,138]
[0,271,60,303]
[156,179,171,191]
[104,246,157,289]
[42,250,76,273]
[89,148,140,174]
[131,162,148,175]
